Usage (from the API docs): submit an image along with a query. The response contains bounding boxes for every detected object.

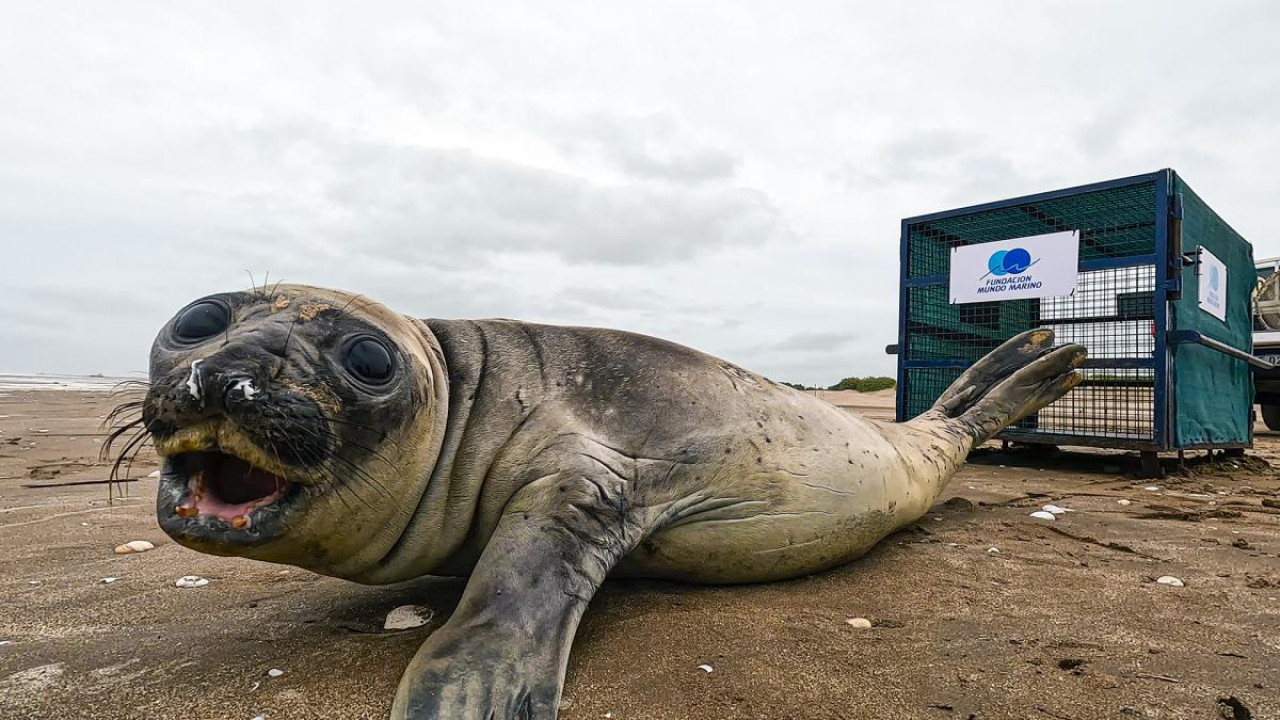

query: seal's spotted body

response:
[136,285,1085,719]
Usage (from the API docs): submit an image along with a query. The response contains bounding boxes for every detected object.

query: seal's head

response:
[136,284,447,577]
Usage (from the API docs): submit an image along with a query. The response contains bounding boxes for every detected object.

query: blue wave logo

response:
[982,248,1039,279]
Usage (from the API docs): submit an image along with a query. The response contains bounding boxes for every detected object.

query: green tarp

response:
[1170,176,1256,447]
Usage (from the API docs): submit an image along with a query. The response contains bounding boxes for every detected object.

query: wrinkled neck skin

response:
[273,318,541,585]
[244,317,450,581]
[341,319,551,585]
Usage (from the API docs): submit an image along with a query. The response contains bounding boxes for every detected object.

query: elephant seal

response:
[126,284,1085,719]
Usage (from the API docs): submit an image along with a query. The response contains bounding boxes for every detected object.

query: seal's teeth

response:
[231,515,249,530]
[176,504,198,518]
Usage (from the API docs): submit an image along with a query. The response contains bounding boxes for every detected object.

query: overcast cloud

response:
[1,1,1277,385]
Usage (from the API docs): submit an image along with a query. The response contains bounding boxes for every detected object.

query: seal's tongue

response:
[192,452,285,523]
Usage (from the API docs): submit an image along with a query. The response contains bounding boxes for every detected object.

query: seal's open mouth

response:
[167,450,289,530]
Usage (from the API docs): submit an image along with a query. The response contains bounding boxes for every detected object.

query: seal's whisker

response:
[308,427,402,485]
[103,399,146,426]
[329,468,377,510]
[264,429,324,508]
[102,410,145,433]
[105,402,144,417]
[281,313,302,358]
[107,428,150,478]
[337,294,368,315]
[282,423,397,500]
[323,417,409,452]
[280,408,409,464]
[313,463,362,511]
[260,434,304,505]
[273,428,370,511]
[103,423,153,504]
[304,432,396,502]
[101,414,146,463]
[324,450,395,501]
[343,299,386,319]
[108,379,150,396]
[102,395,149,446]
[314,419,408,458]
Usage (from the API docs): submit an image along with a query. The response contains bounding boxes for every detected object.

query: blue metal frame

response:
[895,169,1177,450]
[904,358,1154,370]
[895,218,910,422]
[901,171,1163,226]
[1152,170,1172,450]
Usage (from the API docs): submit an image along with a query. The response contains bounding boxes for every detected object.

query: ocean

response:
[0,373,143,392]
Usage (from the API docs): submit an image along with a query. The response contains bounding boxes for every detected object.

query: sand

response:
[1,389,1277,720]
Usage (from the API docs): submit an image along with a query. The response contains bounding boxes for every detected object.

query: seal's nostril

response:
[223,375,260,402]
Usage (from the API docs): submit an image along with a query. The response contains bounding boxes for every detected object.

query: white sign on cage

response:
[1196,246,1228,322]
[949,230,1080,304]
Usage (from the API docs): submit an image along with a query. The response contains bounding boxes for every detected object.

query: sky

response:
[1,1,1277,385]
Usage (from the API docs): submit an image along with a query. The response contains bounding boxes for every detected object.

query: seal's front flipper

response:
[391,472,644,720]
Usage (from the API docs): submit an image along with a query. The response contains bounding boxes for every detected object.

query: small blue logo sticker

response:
[1209,265,1220,292]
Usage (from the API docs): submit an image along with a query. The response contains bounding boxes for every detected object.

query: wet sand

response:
[1,389,1277,719]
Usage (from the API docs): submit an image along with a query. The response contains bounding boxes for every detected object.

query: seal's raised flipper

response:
[392,472,645,720]
[929,328,1060,418]
[931,331,1087,445]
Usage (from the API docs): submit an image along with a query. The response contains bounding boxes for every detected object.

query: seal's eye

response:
[344,338,394,385]
[173,301,230,341]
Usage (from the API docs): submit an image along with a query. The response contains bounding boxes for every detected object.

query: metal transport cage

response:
[890,169,1260,472]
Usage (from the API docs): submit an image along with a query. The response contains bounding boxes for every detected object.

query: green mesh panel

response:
[907,180,1157,278]
[1171,177,1256,446]
[906,285,1039,362]
[903,368,963,418]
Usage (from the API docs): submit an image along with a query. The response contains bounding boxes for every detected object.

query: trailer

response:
[1250,256,1280,428]
[889,169,1260,476]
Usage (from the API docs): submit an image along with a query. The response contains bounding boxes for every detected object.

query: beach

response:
[1,387,1277,719]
